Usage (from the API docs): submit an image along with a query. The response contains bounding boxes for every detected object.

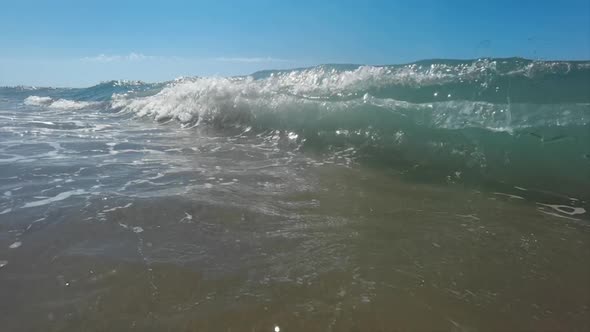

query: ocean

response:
[1,58,589,331]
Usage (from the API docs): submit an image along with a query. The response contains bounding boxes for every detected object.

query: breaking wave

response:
[6,58,590,198]
[24,96,100,110]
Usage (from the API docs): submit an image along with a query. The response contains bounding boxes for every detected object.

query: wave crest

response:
[111,62,590,132]
[24,96,100,110]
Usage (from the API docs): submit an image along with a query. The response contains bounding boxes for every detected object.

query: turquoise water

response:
[0,58,589,331]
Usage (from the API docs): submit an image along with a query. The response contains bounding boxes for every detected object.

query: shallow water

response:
[1,59,590,331]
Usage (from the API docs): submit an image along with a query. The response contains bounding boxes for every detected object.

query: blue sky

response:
[1,0,589,87]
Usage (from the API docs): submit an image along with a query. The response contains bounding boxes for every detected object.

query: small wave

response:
[24,95,53,106]
[24,96,100,110]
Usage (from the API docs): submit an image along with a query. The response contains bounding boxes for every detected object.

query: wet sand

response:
[1,164,589,331]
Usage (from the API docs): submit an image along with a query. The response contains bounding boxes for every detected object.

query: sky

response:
[1,0,589,87]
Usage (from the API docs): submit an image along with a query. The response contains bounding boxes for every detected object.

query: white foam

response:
[25,217,47,231]
[537,209,581,221]
[456,214,480,221]
[102,202,133,213]
[0,208,12,215]
[21,189,86,208]
[24,95,99,110]
[0,260,7,268]
[49,99,99,110]
[493,192,525,200]
[179,212,193,223]
[537,203,585,216]
[147,173,165,180]
[113,68,438,125]
[30,121,55,125]
[24,96,52,106]
[83,124,111,132]
[111,69,589,131]
[121,179,165,190]
[9,241,21,249]
[119,223,144,234]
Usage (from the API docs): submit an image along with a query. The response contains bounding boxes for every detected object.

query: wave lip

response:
[109,58,590,132]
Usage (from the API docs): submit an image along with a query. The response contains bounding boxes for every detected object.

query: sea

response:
[1,58,589,331]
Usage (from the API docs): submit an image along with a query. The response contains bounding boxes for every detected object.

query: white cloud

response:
[213,56,290,63]
[81,52,155,62]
